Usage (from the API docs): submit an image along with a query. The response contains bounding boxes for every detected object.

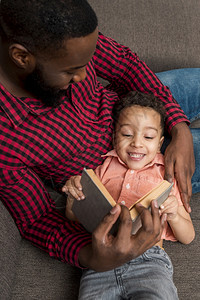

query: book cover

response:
[72,168,173,234]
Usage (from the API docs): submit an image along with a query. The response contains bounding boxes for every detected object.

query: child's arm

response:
[62,175,85,200]
[160,195,195,244]
[62,175,85,221]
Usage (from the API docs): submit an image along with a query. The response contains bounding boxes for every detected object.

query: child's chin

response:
[127,162,146,170]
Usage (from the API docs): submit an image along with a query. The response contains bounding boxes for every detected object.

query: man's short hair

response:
[113,91,166,134]
[0,0,98,54]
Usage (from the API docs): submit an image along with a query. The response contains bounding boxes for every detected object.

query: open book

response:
[72,168,173,234]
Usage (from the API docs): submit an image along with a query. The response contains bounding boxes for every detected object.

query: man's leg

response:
[156,68,200,193]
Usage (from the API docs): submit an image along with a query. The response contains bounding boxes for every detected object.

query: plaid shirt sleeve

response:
[0,167,91,267]
[94,32,189,132]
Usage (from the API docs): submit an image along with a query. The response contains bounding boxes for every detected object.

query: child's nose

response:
[131,135,142,147]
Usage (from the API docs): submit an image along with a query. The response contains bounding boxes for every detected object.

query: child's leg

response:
[122,246,178,300]
[79,268,121,300]
[78,246,178,300]
[156,68,200,194]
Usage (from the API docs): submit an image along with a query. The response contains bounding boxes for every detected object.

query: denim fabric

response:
[79,246,178,300]
[156,68,200,194]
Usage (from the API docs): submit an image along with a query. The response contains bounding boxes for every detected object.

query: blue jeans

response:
[79,246,178,300]
[156,68,200,194]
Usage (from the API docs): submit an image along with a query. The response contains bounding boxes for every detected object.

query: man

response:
[0,0,195,272]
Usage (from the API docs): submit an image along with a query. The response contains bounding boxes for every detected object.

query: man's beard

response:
[24,64,67,107]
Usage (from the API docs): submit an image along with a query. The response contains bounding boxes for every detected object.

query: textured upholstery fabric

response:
[164,193,200,300]
[0,201,21,299]
[89,0,200,72]
[12,240,81,300]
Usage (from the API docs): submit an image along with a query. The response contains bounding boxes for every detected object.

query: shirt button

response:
[121,200,126,205]
[126,183,130,189]
[130,170,134,174]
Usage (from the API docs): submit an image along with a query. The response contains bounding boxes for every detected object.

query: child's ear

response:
[157,136,164,153]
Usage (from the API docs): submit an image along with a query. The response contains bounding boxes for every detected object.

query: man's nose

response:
[73,67,87,83]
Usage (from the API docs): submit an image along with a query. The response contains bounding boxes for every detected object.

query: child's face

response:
[114,105,164,170]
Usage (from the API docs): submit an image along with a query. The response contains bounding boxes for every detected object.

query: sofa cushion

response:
[0,201,21,299]
[164,193,200,300]
[12,240,81,300]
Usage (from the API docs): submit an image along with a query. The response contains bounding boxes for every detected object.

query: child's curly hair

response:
[113,91,166,135]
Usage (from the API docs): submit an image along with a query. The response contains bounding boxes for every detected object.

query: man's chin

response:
[24,64,68,107]
[28,87,66,107]
[40,90,66,107]
[59,84,70,91]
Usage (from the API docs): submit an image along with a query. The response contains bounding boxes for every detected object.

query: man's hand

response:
[164,122,195,213]
[78,201,166,272]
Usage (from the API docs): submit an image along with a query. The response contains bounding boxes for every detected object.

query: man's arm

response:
[164,122,195,213]
[93,32,189,132]
[0,167,91,267]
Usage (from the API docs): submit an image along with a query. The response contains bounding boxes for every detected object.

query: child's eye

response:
[122,134,132,137]
[145,136,154,139]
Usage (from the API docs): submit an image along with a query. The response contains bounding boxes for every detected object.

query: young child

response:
[62,91,195,299]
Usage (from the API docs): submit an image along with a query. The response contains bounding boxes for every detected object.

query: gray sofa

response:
[1,1,200,299]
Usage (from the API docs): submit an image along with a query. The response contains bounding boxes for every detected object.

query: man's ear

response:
[9,44,36,72]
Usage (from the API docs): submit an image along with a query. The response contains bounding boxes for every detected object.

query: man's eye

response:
[145,136,154,139]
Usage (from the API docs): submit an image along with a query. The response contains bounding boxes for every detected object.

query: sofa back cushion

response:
[89,0,200,72]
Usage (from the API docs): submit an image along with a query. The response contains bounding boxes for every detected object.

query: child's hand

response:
[62,175,85,200]
[62,175,85,221]
[159,195,179,221]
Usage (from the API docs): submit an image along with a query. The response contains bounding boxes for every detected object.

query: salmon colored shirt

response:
[95,150,183,241]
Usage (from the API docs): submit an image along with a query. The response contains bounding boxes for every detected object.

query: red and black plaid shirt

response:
[0,32,188,267]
